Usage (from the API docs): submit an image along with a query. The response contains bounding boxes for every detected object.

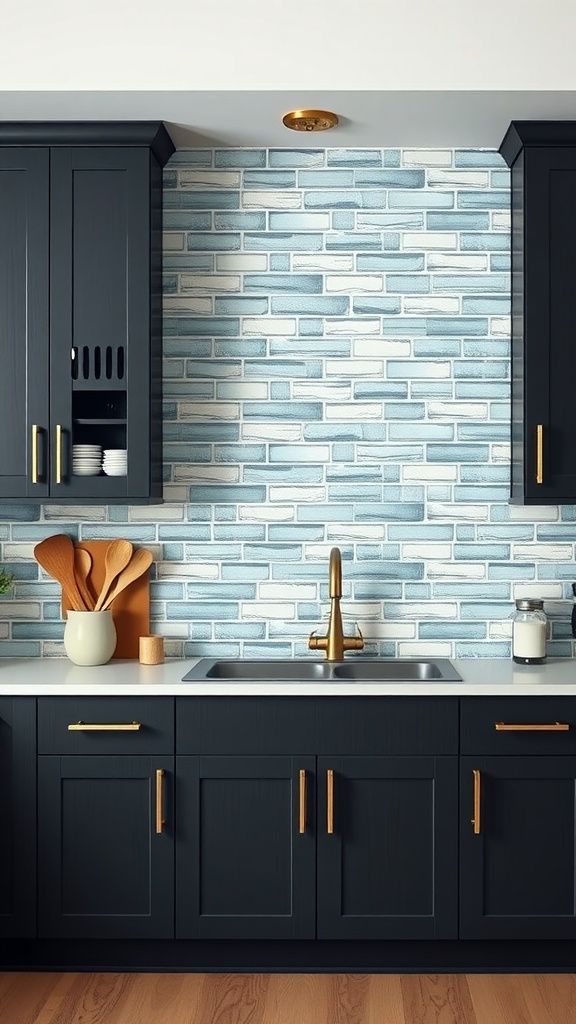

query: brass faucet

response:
[308,547,364,661]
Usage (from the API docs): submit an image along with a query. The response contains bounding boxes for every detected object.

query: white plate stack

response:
[103,449,128,476]
[72,444,102,476]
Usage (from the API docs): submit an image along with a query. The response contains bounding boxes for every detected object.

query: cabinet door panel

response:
[49,147,153,500]
[0,698,36,937]
[317,756,457,940]
[38,755,174,939]
[460,756,576,939]
[0,150,49,498]
[176,756,315,939]
[523,148,576,501]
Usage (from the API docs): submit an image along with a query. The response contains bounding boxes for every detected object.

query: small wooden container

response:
[139,635,164,665]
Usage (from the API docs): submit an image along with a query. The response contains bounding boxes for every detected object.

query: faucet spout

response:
[329,546,342,599]
[308,546,364,661]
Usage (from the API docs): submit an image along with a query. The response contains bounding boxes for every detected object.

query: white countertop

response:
[1,656,576,696]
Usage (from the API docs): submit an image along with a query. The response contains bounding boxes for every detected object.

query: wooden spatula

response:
[34,534,88,611]
[94,538,134,611]
[73,547,94,610]
[100,549,153,611]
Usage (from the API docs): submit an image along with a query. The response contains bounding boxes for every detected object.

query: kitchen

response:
[2,2,576,1021]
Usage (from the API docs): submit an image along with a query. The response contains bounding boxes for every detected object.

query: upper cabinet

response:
[0,122,174,504]
[500,121,576,504]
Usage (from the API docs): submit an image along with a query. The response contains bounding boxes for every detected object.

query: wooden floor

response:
[1,971,576,1024]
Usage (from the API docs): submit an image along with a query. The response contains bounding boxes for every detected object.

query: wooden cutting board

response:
[62,540,151,659]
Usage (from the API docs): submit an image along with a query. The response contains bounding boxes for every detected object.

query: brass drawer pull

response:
[31,424,40,484]
[299,769,306,835]
[67,721,142,731]
[472,769,481,835]
[327,769,334,835]
[494,722,569,732]
[55,423,63,484]
[156,768,165,834]
[536,423,544,485]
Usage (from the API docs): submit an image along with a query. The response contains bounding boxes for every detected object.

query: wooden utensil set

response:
[34,535,153,612]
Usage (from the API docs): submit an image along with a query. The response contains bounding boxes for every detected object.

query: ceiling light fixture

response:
[282,109,339,132]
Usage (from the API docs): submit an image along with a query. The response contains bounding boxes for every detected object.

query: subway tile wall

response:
[1,146,576,660]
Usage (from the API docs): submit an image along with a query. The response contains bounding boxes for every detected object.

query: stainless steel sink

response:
[186,659,336,682]
[182,658,462,683]
[333,660,459,681]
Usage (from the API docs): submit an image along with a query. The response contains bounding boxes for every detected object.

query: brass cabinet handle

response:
[31,424,40,484]
[536,423,543,485]
[471,769,481,835]
[495,721,569,732]
[327,769,334,835]
[67,721,142,731]
[55,423,63,484]
[155,768,165,834]
[298,769,306,834]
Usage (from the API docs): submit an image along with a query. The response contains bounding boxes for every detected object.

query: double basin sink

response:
[182,658,462,683]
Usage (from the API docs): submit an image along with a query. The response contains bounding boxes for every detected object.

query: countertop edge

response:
[0,657,576,695]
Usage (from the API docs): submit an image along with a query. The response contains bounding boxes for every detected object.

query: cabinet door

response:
[176,756,316,939]
[0,698,36,937]
[38,755,174,938]
[0,149,49,499]
[317,756,458,940]
[460,756,576,939]
[513,146,576,503]
[49,147,157,501]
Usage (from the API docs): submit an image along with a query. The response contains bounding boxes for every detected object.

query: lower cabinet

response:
[0,697,36,937]
[38,754,174,938]
[176,756,316,939]
[175,696,459,941]
[316,756,458,940]
[7,691,576,952]
[460,756,576,940]
[459,697,576,940]
[36,696,175,939]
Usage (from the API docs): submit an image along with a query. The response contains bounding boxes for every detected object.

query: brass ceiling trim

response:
[282,109,339,132]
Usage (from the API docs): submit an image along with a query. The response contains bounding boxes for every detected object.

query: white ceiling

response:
[2,90,576,150]
[2,1,576,151]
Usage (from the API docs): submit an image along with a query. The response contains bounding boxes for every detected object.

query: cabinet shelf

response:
[73,418,127,426]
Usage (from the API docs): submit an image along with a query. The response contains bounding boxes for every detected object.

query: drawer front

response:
[177,697,316,755]
[460,697,576,755]
[314,697,458,755]
[177,697,458,756]
[38,697,174,755]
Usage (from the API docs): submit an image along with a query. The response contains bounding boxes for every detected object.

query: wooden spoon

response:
[73,547,94,610]
[34,534,88,611]
[101,548,153,611]
[94,538,134,611]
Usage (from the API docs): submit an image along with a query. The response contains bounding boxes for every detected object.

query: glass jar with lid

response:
[512,598,547,665]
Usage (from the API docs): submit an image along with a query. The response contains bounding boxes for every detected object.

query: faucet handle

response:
[308,629,328,652]
[342,623,364,653]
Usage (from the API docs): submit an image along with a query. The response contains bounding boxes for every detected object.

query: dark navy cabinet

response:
[317,755,458,940]
[0,122,174,504]
[459,697,576,939]
[0,698,36,937]
[176,755,316,939]
[36,696,175,939]
[6,691,576,964]
[176,696,459,941]
[500,122,576,504]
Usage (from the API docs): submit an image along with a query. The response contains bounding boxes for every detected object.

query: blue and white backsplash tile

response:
[1,147,576,660]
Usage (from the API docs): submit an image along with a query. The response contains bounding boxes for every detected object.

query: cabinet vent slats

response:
[72,344,126,384]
